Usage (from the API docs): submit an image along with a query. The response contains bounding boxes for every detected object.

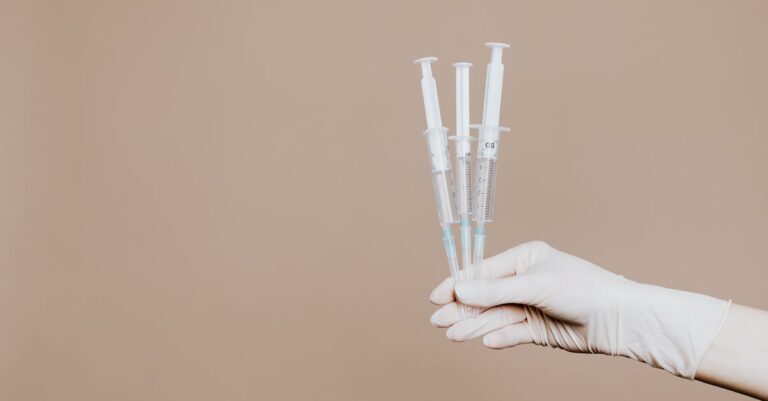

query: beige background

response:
[2,0,767,400]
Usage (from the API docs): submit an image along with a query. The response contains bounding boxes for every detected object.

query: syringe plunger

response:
[450,62,474,216]
[481,43,510,129]
[415,57,442,130]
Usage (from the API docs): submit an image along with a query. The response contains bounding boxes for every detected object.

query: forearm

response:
[696,304,768,400]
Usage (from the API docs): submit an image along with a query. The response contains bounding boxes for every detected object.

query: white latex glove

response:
[429,241,731,379]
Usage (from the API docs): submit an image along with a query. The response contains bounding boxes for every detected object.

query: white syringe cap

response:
[452,62,473,68]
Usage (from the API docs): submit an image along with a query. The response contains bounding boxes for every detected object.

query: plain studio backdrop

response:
[2,0,767,400]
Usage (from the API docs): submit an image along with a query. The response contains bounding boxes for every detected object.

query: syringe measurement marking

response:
[481,160,495,220]
[464,158,472,210]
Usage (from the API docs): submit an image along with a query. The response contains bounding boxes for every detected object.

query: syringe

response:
[449,62,476,316]
[414,57,464,317]
[471,43,511,282]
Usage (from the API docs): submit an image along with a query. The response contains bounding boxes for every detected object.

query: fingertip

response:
[454,282,470,299]
[429,288,449,305]
[428,288,440,304]
[445,318,476,342]
[446,326,461,342]
[482,323,534,349]
[429,277,454,305]
[483,333,503,349]
[455,281,487,306]
[430,303,461,328]
[429,310,440,327]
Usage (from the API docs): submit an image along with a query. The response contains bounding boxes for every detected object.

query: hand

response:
[429,241,730,379]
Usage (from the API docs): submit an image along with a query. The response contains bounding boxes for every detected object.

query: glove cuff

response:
[523,287,732,380]
[618,285,732,379]
[689,299,732,380]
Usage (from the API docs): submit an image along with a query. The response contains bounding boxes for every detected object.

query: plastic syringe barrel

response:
[473,43,510,223]
[423,128,458,226]
[473,125,508,222]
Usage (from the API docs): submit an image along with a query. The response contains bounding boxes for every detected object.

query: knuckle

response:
[527,240,551,251]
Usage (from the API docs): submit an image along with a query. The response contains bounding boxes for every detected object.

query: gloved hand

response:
[429,241,731,379]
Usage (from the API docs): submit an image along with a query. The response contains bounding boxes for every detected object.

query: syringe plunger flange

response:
[485,42,511,62]
[471,124,510,159]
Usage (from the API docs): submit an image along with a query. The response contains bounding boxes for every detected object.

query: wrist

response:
[618,283,731,379]
[695,304,768,398]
